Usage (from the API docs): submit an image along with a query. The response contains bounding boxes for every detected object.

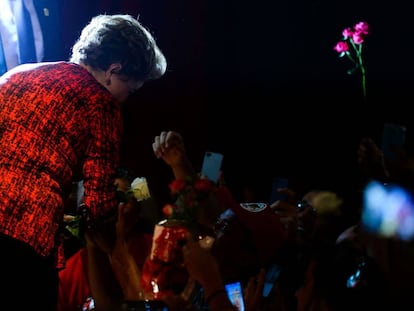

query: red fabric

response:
[58,248,90,311]
[127,233,154,267]
[58,233,153,311]
[0,62,122,258]
[215,186,239,210]
[216,186,286,263]
[142,224,189,297]
[231,202,286,263]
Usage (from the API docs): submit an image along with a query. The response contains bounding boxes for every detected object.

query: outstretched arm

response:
[181,233,237,311]
[152,131,196,181]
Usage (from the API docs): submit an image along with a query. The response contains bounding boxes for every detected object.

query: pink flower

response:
[354,21,369,35]
[352,32,365,45]
[333,41,349,53]
[342,27,353,39]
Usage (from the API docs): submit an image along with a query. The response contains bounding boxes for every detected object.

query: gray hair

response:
[70,14,167,81]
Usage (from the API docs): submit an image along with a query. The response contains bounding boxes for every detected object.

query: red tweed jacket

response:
[0,61,122,258]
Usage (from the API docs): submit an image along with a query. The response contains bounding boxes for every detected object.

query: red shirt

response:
[58,248,90,311]
[0,62,122,257]
[58,233,153,311]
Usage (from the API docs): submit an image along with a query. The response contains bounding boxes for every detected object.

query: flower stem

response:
[356,44,367,101]
[361,66,366,100]
[348,40,367,101]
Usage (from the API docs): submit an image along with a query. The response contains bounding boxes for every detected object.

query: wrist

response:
[171,160,196,180]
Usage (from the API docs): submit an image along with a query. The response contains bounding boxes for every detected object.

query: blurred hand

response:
[244,268,265,311]
[115,199,141,241]
[85,199,140,254]
[161,232,225,311]
[152,130,195,180]
[181,233,222,288]
[152,131,186,166]
[63,214,76,223]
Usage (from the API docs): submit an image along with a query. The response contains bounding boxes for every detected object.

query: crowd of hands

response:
[62,130,414,311]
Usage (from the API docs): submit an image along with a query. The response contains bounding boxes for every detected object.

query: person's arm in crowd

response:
[244,267,290,311]
[180,233,237,311]
[153,130,231,229]
[86,198,148,310]
[152,131,196,181]
[109,201,147,301]
[85,223,124,311]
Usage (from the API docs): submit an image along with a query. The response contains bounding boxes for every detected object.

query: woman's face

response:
[92,63,144,103]
[108,74,143,102]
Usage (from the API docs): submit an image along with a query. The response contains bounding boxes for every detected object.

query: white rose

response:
[130,177,151,201]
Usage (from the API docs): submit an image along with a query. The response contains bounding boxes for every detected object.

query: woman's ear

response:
[105,63,122,79]
[104,63,122,86]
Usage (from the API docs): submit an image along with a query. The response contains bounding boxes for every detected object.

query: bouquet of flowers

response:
[333,21,370,100]
[161,177,215,228]
[141,176,216,298]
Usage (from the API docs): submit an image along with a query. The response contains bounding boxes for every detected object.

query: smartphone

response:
[362,180,414,241]
[201,151,223,184]
[269,177,289,204]
[224,281,245,311]
[381,123,406,160]
[262,263,282,297]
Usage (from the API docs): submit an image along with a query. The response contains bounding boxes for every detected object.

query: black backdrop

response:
[57,0,414,207]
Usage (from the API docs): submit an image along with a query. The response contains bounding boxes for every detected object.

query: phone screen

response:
[201,151,223,184]
[362,180,414,240]
[224,281,245,311]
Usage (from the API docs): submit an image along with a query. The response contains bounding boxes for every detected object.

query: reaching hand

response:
[152,131,196,180]
[152,131,186,166]
[115,199,141,241]
[181,233,222,288]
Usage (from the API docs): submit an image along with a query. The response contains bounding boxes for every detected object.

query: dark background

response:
[57,0,414,207]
